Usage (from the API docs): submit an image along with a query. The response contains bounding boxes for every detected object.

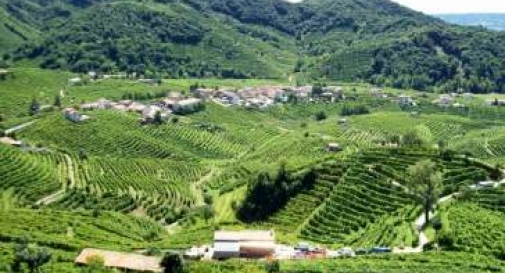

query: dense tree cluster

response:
[362,28,505,93]
[237,164,317,222]
[340,103,370,116]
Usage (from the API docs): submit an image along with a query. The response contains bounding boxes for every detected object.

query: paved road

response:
[4,120,37,135]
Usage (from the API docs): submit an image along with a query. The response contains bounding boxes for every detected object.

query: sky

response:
[284,0,505,14]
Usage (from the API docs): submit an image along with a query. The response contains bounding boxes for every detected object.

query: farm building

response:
[326,143,342,152]
[142,105,170,122]
[212,230,276,259]
[433,94,454,107]
[0,69,12,79]
[173,98,203,114]
[193,88,215,99]
[370,87,387,98]
[68,77,82,85]
[96,99,113,109]
[398,95,414,107]
[75,248,162,272]
[64,108,89,123]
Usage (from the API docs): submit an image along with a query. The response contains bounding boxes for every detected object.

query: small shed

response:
[75,248,162,272]
[0,137,23,147]
[326,143,342,152]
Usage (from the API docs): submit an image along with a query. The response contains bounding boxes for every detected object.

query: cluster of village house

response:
[370,87,477,108]
[68,71,160,86]
[195,85,344,108]
[62,85,344,123]
[63,92,203,123]
[62,82,490,124]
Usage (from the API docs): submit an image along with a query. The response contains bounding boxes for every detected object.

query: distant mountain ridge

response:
[1,0,505,93]
[436,13,505,31]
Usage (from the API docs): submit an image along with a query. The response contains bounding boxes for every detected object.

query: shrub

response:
[265,260,280,273]
[160,252,185,273]
[315,111,327,121]
[340,103,370,116]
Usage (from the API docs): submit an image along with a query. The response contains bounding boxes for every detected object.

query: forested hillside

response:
[2,0,505,92]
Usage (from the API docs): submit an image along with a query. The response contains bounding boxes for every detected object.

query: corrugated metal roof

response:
[214,242,240,253]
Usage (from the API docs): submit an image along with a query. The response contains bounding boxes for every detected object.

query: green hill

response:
[1,0,505,92]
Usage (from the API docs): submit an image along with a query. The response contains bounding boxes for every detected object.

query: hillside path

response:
[4,120,37,135]
[394,192,459,253]
[191,168,218,206]
[35,154,74,205]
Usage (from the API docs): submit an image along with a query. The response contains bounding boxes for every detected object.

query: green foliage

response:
[11,243,52,273]
[5,0,505,91]
[29,98,40,116]
[160,252,185,273]
[408,159,443,226]
[402,131,424,147]
[53,95,62,108]
[340,103,370,116]
[439,203,505,258]
[238,165,317,222]
[265,260,280,273]
[314,111,327,121]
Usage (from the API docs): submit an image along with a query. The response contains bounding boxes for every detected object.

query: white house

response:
[173,98,203,114]
[97,98,112,109]
[64,108,89,123]
[68,77,82,85]
[398,95,414,107]
[212,230,275,259]
[433,94,454,107]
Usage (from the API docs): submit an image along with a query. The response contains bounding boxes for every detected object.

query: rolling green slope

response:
[0,7,37,53]
[2,0,505,92]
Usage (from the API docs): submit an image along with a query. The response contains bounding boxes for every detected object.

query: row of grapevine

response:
[440,203,505,258]
[0,145,60,203]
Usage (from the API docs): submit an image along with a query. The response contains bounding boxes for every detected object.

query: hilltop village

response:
[62,80,485,125]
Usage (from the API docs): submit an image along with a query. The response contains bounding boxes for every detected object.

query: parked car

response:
[295,242,311,252]
[355,248,369,255]
[370,247,391,254]
[337,247,355,257]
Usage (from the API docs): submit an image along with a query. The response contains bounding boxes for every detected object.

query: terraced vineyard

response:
[462,185,505,213]
[268,161,347,235]
[0,145,60,203]
[256,148,492,246]
[300,162,415,245]
[439,203,505,258]
[3,68,505,273]
[281,252,505,273]
[0,208,172,272]
[19,106,281,160]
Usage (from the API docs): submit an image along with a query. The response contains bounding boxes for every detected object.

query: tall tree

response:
[154,111,164,125]
[54,94,62,108]
[29,98,40,116]
[408,160,443,226]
